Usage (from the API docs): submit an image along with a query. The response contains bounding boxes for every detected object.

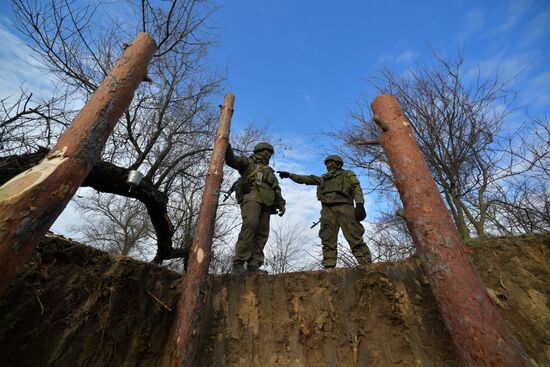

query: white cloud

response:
[458,10,485,41]
[395,49,420,65]
[493,0,534,35]
[271,134,325,172]
[465,51,539,87]
[523,9,550,44]
[279,179,320,222]
[0,18,56,100]
[526,71,550,107]
[374,42,422,72]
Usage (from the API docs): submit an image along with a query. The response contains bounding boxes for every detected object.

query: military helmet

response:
[254,142,274,153]
[324,155,344,166]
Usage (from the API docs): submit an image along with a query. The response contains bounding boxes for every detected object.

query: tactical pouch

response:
[320,173,350,196]
[234,177,251,204]
[255,171,264,185]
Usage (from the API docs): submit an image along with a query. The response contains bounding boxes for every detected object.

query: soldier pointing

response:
[278,155,372,268]
[226,142,286,274]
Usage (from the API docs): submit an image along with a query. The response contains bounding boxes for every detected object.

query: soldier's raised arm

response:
[225,142,249,172]
[277,171,322,185]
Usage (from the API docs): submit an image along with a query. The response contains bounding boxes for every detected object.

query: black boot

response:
[231,262,246,274]
[357,255,372,267]
[247,265,268,274]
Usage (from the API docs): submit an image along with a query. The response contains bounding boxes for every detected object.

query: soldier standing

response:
[226,142,286,274]
[277,155,372,268]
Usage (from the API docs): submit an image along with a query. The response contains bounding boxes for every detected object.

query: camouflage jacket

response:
[225,146,285,207]
[289,169,364,205]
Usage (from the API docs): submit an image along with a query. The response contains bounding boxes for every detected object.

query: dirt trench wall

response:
[467,235,550,364]
[0,236,182,367]
[0,234,548,366]
[197,261,456,366]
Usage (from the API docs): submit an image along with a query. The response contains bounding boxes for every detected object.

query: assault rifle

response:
[310,219,321,229]
[223,180,238,202]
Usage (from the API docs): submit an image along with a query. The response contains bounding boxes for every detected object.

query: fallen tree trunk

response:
[370,94,532,367]
[0,150,183,263]
[0,33,157,296]
[168,93,234,367]
[0,147,50,181]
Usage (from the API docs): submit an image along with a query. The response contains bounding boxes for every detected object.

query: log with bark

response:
[0,33,157,295]
[168,93,234,367]
[370,94,532,367]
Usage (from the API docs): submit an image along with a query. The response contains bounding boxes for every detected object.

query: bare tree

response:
[71,192,155,259]
[486,116,550,233]
[366,213,415,262]
[7,0,224,263]
[0,89,70,154]
[264,217,308,274]
[333,50,547,241]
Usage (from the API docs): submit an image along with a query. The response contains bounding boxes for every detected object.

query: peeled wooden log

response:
[168,93,234,367]
[0,33,157,295]
[370,94,532,366]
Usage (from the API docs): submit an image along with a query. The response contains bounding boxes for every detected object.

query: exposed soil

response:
[0,235,182,367]
[0,233,548,366]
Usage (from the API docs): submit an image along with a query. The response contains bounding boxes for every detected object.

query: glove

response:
[354,203,366,221]
[277,171,291,179]
[278,204,286,217]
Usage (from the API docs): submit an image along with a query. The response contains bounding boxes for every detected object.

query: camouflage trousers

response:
[319,203,372,267]
[233,201,271,267]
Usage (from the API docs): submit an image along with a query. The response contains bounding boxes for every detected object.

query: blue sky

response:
[210,0,550,139]
[204,0,550,246]
[0,0,549,260]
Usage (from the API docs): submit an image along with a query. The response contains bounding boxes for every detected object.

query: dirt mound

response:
[0,233,548,366]
[468,235,550,364]
[0,235,182,366]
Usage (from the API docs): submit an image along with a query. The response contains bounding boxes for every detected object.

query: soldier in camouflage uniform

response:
[226,142,286,274]
[278,155,372,268]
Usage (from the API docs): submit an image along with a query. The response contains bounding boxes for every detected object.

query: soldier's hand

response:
[278,204,286,216]
[354,203,366,221]
[277,171,291,179]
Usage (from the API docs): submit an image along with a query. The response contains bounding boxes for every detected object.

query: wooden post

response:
[0,33,157,295]
[169,93,234,367]
[370,94,532,366]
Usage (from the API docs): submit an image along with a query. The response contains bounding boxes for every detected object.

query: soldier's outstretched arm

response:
[290,173,322,185]
[225,142,248,171]
[277,171,321,185]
